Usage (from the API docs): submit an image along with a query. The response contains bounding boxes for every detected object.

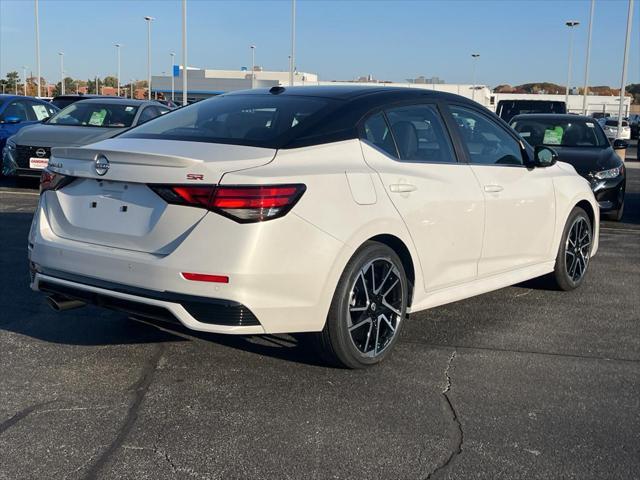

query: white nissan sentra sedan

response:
[29,86,599,368]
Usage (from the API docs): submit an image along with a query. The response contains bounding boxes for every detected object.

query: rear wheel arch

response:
[366,234,416,308]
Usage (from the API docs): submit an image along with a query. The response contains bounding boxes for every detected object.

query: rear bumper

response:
[33,270,264,334]
[29,192,348,334]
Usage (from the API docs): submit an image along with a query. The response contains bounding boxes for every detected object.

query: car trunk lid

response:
[43,138,276,254]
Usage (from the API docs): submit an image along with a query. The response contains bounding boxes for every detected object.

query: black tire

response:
[315,241,408,369]
[548,206,593,291]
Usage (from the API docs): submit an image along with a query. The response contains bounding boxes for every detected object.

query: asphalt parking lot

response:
[1,142,639,480]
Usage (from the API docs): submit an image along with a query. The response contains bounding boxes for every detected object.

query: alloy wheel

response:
[347,258,404,357]
[565,217,591,283]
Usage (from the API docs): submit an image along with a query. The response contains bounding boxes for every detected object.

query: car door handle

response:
[483,184,504,193]
[389,184,417,193]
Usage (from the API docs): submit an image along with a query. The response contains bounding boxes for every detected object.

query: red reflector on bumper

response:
[181,272,229,283]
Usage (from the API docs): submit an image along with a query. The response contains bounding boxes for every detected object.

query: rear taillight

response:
[40,169,74,194]
[149,184,306,223]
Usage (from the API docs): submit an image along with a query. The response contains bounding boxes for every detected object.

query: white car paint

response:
[28,91,599,342]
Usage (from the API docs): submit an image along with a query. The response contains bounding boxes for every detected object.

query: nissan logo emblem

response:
[94,155,110,176]
[35,148,46,158]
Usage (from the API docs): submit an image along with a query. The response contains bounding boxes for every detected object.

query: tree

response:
[5,71,19,92]
[103,76,118,88]
[52,76,76,96]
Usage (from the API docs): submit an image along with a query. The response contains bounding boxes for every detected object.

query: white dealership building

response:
[152,67,630,116]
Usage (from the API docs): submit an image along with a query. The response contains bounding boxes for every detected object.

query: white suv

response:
[598,117,631,141]
[29,86,599,368]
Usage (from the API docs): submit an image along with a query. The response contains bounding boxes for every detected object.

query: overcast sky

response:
[1,0,638,87]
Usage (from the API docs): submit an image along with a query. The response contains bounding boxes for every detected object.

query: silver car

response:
[3,98,170,178]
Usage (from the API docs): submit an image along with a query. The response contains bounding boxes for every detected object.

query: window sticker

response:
[125,106,135,112]
[586,122,595,128]
[88,109,107,126]
[543,126,563,145]
[519,131,531,138]
[32,104,49,121]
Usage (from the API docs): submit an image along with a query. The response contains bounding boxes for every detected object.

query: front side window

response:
[137,106,161,125]
[385,104,456,163]
[0,100,30,122]
[361,112,397,158]
[121,94,335,148]
[450,106,523,166]
[511,118,608,148]
[48,102,139,128]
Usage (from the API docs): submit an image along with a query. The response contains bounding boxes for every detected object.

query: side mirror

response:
[612,139,629,150]
[533,146,558,167]
[3,116,22,124]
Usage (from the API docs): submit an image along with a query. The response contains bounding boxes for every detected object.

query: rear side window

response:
[450,105,523,166]
[385,104,456,163]
[362,112,397,158]
[121,94,335,148]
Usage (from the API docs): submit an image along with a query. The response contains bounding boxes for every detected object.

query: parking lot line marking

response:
[601,227,640,234]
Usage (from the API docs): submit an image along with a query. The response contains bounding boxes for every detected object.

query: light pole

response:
[250,45,256,88]
[290,0,296,86]
[58,52,65,95]
[114,43,122,96]
[582,0,595,115]
[471,53,480,101]
[170,52,175,101]
[617,0,634,137]
[22,66,28,95]
[144,16,154,100]
[35,0,41,97]
[565,20,580,109]
[130,79,135,99]
[182,0,188,106]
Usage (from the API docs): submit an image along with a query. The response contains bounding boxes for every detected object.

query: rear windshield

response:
[498,101,566,121]
[49,102,139,128]
[120,94,336,148]
[50,98,80,110]
[511,118,609,148]
[604,120,628,127]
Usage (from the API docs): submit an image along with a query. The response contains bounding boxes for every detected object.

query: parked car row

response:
[1,94,172,178]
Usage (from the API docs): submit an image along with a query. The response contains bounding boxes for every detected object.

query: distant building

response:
[151,67,319,102]
[407,76,445,85]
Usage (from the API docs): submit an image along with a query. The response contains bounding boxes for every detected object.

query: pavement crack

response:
[0,401,55,435]
[426,350,464,480]
[81,345,165,480]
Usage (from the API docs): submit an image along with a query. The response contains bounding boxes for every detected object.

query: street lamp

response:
[35,0,41,97]
[22,66,28,96]
[144,16,155,100]
[250,45,256,89]
[170,52,175,101]
[617,0,634,137]
[471,53,480,101]
[182,0,188,106]
[290,0,296,86]
[58,52,65,95]
[130,79,135,99]
[582,0,595,115]
[565,20,580,109]
[114,43,122,96]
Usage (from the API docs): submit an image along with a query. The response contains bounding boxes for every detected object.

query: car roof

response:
[0,94,50,103]
[226,85,466,102]
[510,113,594,122]
[71,97,156,106]
[52,94,113,99]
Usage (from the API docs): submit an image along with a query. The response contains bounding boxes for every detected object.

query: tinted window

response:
[511,118,608,148]
[1,100,30,122]
[121,94,335,148]
[26,100,56,121]
[604,120,628,127]
[450,106,523,166]
[497,100,566,122]
[51,98,80,109]
[49,102,139,127]
[386,104,456,163]
[137,106,161,124]
[362,112,397,158]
